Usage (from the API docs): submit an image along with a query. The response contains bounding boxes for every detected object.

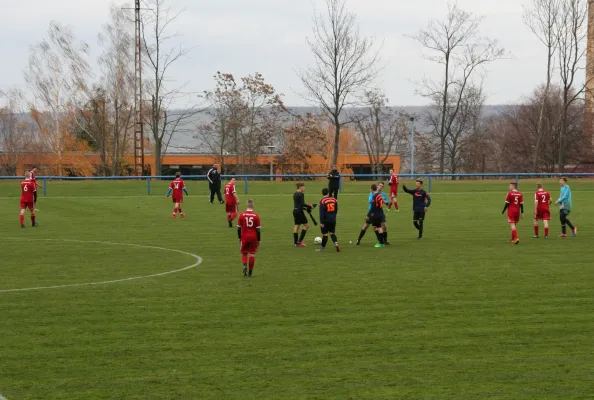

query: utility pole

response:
[133,0,145,176]
[409,117,415,176]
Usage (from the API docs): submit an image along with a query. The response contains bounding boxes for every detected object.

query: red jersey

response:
[224,182,237,205]
[238,210,261,241]
[505,190,523,215]
[535,189,551,211]
[169,178,186,199]
[389,174,398,187]
[21,179,35,203]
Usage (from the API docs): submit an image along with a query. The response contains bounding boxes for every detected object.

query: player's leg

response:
[33,190,37,204]
[382,220,389,244]
[532,216,539,238]
[30,205,36,226]
[417,213,425,239]
[559,210,568,236]
[413,212,421,236]
[247,251,256,277]
[298,222,309,245]
[241,249,248,276]
[19,205,26,227]
[328,223,339,252]
[216,187,224,203]
[543,219,549,238]
[209,185,215,203]
[510,221,519,243]
[356,218,369,245]
[178,200,185,217]
[564,211,577,236]
[392,193,399,211]
[374,223,385,247]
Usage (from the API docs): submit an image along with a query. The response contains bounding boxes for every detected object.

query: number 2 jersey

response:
[237,211,261,242]
[319,196,338,223]
[225,182,237,205]
[535,189,551,213]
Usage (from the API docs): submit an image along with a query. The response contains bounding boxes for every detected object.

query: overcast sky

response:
[0,0,586,107]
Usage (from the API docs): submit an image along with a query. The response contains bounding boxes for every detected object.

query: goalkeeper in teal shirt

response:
[555,177,577,237]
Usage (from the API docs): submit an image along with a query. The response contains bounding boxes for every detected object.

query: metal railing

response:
[1,173,592,196]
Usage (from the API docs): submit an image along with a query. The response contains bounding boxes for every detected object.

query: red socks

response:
[394,201,399,210]
[248,256,255,271]
[19,215,24,225]
[534,226,538,236]
[511,229,518,240]
[545,227,549,236]
[241,254,248,265]
[31,215,35,225]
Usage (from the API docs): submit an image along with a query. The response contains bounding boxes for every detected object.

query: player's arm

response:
[424,193,431,208]
[183,187,189,196]
[556,187,568,204]
[501,202,509,214]
[237,226,242,240]
[166,188,172,197]
[402,185,413,194]
[520,200,524,215]
[256,227,261,242]
[206,169,213,184]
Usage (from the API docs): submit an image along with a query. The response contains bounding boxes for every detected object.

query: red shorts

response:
[390,189,398,197]
[508,214,520,224]
[535,210,550,220]
[240,239,259,254]
[172,196,183,203]
[20,201,34,210]
[226,203,237,213]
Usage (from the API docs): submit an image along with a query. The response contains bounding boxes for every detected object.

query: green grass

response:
[0,179,593,399]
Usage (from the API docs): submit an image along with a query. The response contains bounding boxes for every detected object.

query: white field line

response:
[0,238,202,293]
[0,393,8,399]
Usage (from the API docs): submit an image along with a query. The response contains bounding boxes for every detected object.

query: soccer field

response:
[0,179,593,399]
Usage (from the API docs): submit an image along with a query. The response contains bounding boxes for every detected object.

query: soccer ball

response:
[314,237,323,245]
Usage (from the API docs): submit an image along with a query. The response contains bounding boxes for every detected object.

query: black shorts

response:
[413,211,426,221]
[321,222,336,234]
[367,212,383,228]
[293,209,308,225]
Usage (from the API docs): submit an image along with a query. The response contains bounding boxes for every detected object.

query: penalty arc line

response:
[0,238,202,293]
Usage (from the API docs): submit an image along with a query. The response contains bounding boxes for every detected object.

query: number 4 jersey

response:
[238,211,261,241]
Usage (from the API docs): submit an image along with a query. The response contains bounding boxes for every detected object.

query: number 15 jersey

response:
[238,211,261,241]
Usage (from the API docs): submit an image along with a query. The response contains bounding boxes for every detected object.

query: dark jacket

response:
[207,168,221,187]
[327,169,341,189]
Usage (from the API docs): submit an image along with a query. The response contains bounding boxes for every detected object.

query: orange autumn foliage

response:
[30,108,94,176]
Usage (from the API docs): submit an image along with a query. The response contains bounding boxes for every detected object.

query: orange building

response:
[12,152,401,177]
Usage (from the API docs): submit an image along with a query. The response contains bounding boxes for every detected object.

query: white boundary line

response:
[0,238,202,293]
[0,392,8,399]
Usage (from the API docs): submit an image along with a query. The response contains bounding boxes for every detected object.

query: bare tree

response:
[444,84,486,175]
[555,0,587,172]
[24,21,92,175]
[98,4,135,175]
[298,0,380,166]
[409,3,507,174]
[523,0,561,170]
[349,90,408,175]
[140,0,201,175]
[0,89,33,175]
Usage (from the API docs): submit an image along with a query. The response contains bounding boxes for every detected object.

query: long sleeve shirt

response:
[557,185,572,211]
[402,185,432,212]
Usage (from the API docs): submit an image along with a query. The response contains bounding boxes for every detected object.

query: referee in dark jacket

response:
[207,164,223,204]
[327,165,341,198]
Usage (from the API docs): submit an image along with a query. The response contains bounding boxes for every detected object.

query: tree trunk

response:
[154,139,162,175]
[112,99,120,176]
[331,118,340,166]
[533,45,553,171]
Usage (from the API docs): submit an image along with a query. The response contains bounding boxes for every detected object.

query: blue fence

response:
[1,173,593,196]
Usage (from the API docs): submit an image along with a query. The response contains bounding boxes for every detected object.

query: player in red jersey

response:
[533,183,552,239]
[387,168,399,211]
[501,182,524,244]
[224,177,239,228]
[20,171,38,228]
[237,199,261,277]
[166,172,189,218]
[29,166,39,205]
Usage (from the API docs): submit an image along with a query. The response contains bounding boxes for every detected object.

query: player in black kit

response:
[317,188,340,252]
[293,182,315,247]
[402,179,432,239]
